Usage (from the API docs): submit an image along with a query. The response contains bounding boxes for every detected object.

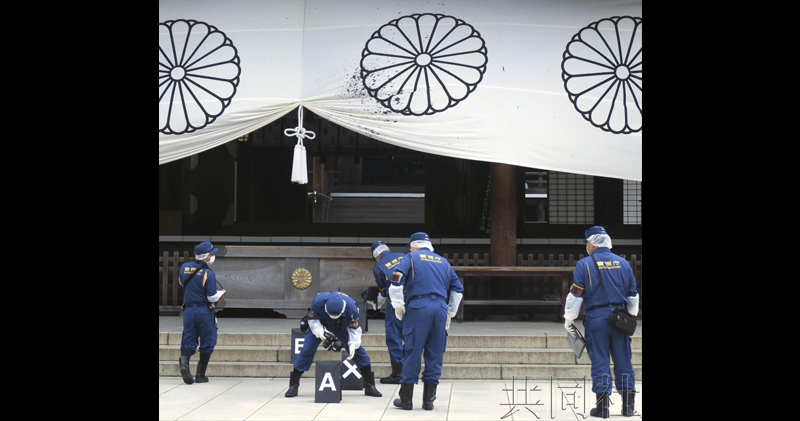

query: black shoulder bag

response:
[591,255,636,336]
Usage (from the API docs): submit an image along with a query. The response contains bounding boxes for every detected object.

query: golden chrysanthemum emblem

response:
[291,268,313,290]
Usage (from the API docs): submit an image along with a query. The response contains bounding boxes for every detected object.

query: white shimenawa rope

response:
[284,105,316,184]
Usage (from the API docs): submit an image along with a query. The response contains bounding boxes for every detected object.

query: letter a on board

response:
[319,372,337,391]
[315,360,341,403]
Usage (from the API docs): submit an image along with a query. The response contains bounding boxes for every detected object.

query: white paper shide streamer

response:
[284,106,315,184]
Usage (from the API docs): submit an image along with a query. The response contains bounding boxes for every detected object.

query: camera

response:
[321,331,345,353]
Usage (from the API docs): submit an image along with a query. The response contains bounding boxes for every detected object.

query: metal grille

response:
[623,180,642,225]
[548,171,594,225]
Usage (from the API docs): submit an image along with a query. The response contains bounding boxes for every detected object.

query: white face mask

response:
[207,255,216,265]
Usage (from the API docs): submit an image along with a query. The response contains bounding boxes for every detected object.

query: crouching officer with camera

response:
[285,291,382,398]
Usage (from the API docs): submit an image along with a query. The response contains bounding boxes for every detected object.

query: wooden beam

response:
[490,163,517,266]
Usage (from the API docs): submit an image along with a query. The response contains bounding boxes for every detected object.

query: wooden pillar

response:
[489,163,517,266]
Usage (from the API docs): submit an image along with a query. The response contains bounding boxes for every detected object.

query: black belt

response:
[586,303,624,312]
[183,302,209,308]
[406,294,446,305]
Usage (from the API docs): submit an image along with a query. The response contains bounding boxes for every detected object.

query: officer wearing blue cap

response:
[563,226,639,417]
[370,240,405,383]
[388,232,464,410]
[178,241,226,384]
[285,291,382,398]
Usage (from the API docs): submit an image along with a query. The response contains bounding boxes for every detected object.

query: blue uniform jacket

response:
[179,261,218,305]
[392,248,463,302]
[571,248,637,311]
[309,291,360,333]
[373,252,405,295]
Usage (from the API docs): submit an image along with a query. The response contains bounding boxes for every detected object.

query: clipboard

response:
[566,325,586,359]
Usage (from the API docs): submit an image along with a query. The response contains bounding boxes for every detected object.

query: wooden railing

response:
[442,252,643,319]
[516,253,643,296]
[159,249,641,315]
[441,253,489,266]
[159,251,191,314]
[443,252,642,281]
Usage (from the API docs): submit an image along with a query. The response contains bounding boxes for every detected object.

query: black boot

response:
[179,355,194,385]
[381,362,402,384]
[393,383,414,410]
[360,365,382,397]
[285,368,303,397]
[422,382,437,410]
[590,392,610,418]
[621,390,636,416]
[195,353,211,383]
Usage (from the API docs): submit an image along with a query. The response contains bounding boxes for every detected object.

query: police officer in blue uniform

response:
[563,226,639,418]
[388,232,463,410]
[285,291,382,398]
[370,240,405,384]
[178,241,226,385]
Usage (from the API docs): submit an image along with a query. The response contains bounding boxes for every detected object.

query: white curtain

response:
[159,0,642,181]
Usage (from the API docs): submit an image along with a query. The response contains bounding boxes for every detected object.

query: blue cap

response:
[371,240,390,260]
[371,240,386,254]
[409,232,430,242]
[408,232,431,248]
[195,241,219,255]
[325,295,346,318]
[583,226,607,243]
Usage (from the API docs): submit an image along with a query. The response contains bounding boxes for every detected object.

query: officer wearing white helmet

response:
[285,291,382,398]
[563,226,639,417]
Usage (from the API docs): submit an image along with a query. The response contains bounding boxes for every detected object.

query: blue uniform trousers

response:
[583,307,635,393]
[385,301,404,364]
[293,328,371,372]
[181,306,218,356]
[400,296,448,385]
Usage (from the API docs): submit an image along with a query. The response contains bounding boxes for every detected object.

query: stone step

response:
[159,345,641,365]
[159,360,642,380]
[160,330,642,381]
[159,332,642,350]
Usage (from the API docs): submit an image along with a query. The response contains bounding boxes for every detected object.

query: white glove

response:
[395,304,405,321]
[627,294,640,316]
[564,318,576,337]
[446,314,452,331]
[347,343,356,360]
[309,319,326,340]
[377,293,387,309]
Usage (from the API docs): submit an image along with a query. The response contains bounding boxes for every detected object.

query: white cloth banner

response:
[159,0,642,181]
